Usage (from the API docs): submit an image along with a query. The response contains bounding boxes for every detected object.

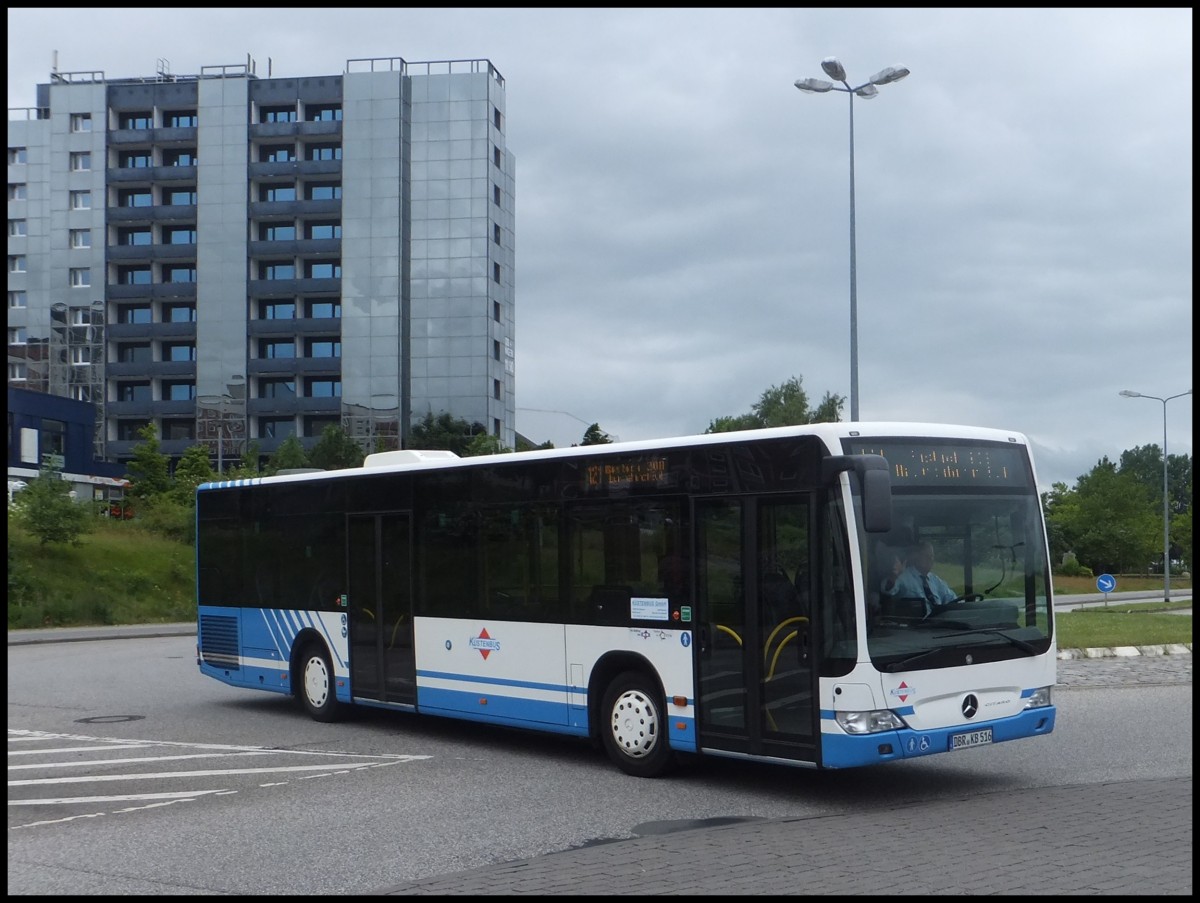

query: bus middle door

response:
[695,496,817,763]
[348,512,415,707]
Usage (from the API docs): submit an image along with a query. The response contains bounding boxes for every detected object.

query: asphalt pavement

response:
[8,594,1191,896]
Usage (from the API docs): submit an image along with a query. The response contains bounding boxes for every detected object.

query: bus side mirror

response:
[861,468,892,534]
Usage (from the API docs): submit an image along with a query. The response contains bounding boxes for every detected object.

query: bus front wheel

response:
[298,642,341,722]
[600,671,675,778]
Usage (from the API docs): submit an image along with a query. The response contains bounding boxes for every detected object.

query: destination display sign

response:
[844,441,1030,488]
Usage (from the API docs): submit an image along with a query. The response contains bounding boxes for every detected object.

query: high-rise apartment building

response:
[7,55,516,468]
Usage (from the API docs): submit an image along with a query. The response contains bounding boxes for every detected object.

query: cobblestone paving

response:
[1057,652,1192,687]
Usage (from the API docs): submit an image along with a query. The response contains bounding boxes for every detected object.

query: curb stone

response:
[1057,643,1192,660]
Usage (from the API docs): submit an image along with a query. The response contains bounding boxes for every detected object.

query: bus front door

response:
[695,497,817,763]
[348,512,415,707]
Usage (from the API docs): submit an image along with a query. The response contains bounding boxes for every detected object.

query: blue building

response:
[7,386,128,503]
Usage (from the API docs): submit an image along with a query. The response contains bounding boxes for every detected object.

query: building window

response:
[259,416,296,439]
[306,143,342,161]
[260,106,297,124]
[305,261,341,279]
[163,303,196,322]
[305,338,341,359]
[117,343,152,363]
[163,380,196,401]
[260,144,295,162]
[260,300,295,320]
[493,379,501,400]
[306,222,341,240]
[305,105,342,122]
[9,326,28,344]
[9,219,27,237]
[259,377,295,399]
[305,377,341,398]
[304,416,340,437]
[493,107,502,130]
[117,266,151,285]
[70,386,93,402]
[164,226,197,245]
[306,299,340,319]
[117,420,150,441]
[259,261,295,280]
[163,418,195,440]
[8,147,27,165]
[70,346,91,365]
[493,262,501,284]
[258,223,296,241]
[493,301,500,322]
[165,187,197,205]
[305,183,342,200]
[163,342,196,362]
[493,340,500,361]
[118,382,151,402]
[118,189,154,208]
[118,112,153,129]
[164,266,197,284]
[260,185,297,202]
[8,362,28,380]
[69,151,91,171]
[69,228,90,248]
[164,110,198,128]
[9,183,28,201]
[118,305,152,324]
[493,145,501,168]
[117,227,151,246]
[259,339,295,359]
[9,291,27,309]
[493,223,501,245]
[69,267,92,287]
[163,149,198,166]
[493,184,501,206]
[70,113,92,133]
[119,151,153,168]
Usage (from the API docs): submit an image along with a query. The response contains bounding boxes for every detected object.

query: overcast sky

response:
[8,8,1192,492]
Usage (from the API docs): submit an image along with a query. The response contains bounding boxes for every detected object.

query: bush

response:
[1056,554,1093,578]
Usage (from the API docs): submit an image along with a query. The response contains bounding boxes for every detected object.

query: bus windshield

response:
[861,491,1053,671]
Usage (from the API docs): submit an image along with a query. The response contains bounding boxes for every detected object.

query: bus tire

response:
[600,671,675,778]
[297,642,341,723]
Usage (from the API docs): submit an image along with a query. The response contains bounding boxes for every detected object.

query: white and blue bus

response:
[195,422,1056,777]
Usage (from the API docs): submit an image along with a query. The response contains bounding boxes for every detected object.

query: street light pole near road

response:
[1119,388,1192,603]
[795,58,909,422]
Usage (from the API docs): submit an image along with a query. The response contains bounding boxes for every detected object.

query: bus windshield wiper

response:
[882,648,947,673]
[935,628,1038,655]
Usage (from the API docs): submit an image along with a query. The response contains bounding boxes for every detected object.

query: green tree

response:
[124,424,171,502]
[580,423,612,446]
[266,435,310,473]
[408,412,486,456]
[225,440,264,479]
[516,434,554,452]
[171,445,215,506]
[706,375,843,433]
[464,433,512,456]
[1045,457,1160,574]
[10,467,93,545]
[308,425,366,470]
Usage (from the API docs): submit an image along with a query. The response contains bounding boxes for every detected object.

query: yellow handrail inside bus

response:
[763,617,807,665]
[714,624,743,646]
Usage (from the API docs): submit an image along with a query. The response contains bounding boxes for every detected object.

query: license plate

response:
[950,727,993,750]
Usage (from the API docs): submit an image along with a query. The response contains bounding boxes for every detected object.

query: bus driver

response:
[880,541,958,616]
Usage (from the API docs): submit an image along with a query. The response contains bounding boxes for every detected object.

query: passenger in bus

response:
[880,541,957,615]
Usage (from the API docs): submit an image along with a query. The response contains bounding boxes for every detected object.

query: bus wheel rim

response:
[610,689,659,759]
[305,657,329,707]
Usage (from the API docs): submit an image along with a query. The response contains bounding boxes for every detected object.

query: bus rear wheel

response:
[600,671,675,778]
[298,642,341,722]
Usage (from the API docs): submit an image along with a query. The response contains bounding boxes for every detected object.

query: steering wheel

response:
[946,593,985,605]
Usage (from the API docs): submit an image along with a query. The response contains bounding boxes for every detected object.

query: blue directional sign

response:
[1096,573,1116,593]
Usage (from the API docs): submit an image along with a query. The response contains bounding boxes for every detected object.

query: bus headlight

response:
[835,709,907,734]
[1024,686,1052,709]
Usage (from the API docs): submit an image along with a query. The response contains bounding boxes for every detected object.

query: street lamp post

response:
[795,58,909,422]
[1119,388,1192,602]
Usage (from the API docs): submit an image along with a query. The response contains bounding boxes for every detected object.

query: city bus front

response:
[821,433,1057,768]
